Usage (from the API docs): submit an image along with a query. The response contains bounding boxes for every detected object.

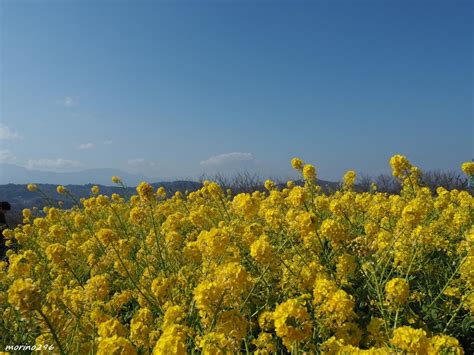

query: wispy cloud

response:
[0,149,16,163]
[103,140,113,145]
[200,152,255,167]
[58,96,78,108]
[0,124,22,140]
[128,158,157,168]
[77,142,95,150]
[128,158,159,177]
[26,158,84,172]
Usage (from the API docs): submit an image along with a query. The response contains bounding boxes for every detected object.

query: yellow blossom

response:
[250,234,274,264]
[291,157,304,170]
[264,179,276,191]
[343,170,356,190]
[385,278,409,308]
[428,334,464,354]
[7,278,40,312]
[97,335,136,355]
[461,161,474,176]
[27,183,38,191]
[302,164,316,181]
[391,326,429,354]
[97,228,118,244]
[136,181,154,200]
[273,299,312,349]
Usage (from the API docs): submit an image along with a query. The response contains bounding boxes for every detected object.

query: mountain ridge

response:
[0,163,158,186]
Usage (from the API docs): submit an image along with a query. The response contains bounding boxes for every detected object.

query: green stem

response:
[38,308,66,355]
[64,260,85,288]
[148,203,168,276]
[443,302,464,333]
[111,243,162,315]
[427,256,466,310]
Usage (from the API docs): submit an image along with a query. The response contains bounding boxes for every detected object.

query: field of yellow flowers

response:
[1,155,473,354]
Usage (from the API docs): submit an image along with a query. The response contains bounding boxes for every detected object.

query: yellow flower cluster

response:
[7,278,40,313]
[342,170,356,190]
[461,162,474,176]
[273,298,312,348]
[0,155,472,353]
[385,277,409,308]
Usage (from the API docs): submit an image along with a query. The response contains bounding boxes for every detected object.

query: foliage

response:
[0,156,473,354]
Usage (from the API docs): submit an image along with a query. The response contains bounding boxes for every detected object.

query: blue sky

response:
[1,0,472,181]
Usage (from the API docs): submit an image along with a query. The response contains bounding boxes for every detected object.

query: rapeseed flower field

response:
[1,155,473,354]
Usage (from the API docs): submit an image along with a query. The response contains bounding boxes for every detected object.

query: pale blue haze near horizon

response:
[0,0,472,182]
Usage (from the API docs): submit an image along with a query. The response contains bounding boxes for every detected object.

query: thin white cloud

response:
[77,142,95,150]
[25,158,84,172]
[0,149,16,163]
[128,158,160,177]
[200,152,254,167]
[128,158,157,168]
[103,140,113,145]
[58,96,78,108]
[0,124,22,140]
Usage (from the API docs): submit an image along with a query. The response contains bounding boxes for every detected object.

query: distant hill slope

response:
[0,163,156,186]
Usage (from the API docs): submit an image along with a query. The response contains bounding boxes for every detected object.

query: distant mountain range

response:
[0,163,342,227]
[0,163,157,186]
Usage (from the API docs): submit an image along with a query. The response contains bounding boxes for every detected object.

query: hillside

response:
[0,163,155,186]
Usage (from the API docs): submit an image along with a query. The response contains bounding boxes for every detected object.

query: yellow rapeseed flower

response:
[428,335,464,355]
[98,318,128,338]
[391,326,428,354]
[461,161,474,176]
[136,182,154,200]
[250,235,274,264]
[97,228,118,244]
[97,335,136,355]
[390,154,412,178]
[27,183,38,191]
[157,186,167,198]
[7,278,40,313]
[291,157,304,170]
[273,299,312,349]
[302,164,316,181]
[385,278,409,308]
[91,185,100,194]
[264,179,276,191]
[342,170,356,190]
